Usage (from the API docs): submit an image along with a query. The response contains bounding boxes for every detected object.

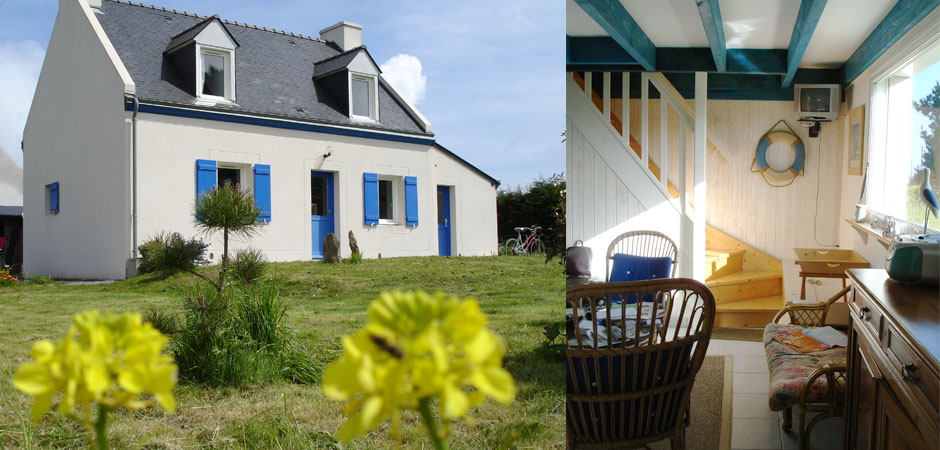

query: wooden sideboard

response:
[844,269,939,450]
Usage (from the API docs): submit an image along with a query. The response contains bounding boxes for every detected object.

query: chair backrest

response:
[606,231,678,282]
[566,279,715,448]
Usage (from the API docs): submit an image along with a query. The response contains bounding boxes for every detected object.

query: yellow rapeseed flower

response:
[13,311,177,424]
[322,291,515,442]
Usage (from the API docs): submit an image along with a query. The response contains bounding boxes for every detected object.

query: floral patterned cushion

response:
[763,323,847,411]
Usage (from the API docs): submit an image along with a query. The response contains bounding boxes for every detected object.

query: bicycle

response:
[504,226,544,255]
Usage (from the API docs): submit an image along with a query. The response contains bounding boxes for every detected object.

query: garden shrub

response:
[0,269,19,286]
[171,280,318,386]
[144,307,179,336]
[343,251,362,264]
[138,232,208,274]
[233,248,267,283]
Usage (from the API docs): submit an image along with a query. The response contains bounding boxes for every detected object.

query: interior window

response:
[202,52,226,97]
[351,76,371,118]
[378,179,393,220]
[218,167,240,189]
[869,39,940,231]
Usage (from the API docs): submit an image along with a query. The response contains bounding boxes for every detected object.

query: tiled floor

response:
[707,338,844,450]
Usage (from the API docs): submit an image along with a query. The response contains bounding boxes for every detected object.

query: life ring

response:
[751,120,805,187]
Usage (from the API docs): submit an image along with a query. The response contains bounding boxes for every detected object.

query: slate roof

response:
[165,14,238,53]
[312,47,373,78]
[0,206,23,217]
[96,0,429,136]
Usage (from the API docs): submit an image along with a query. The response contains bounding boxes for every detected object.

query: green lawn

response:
[0,255,564,449]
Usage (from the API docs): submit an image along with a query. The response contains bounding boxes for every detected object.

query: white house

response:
[23,0,499,280]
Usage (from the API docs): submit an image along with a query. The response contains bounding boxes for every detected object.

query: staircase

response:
[705,225,785,328]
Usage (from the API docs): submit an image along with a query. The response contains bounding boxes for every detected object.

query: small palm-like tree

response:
[195,183,262,292]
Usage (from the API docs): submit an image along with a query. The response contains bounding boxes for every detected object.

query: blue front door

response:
[311,171,334,259]
[437,186,451,256]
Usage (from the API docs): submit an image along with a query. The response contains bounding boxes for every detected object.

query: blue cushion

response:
[608,254,673,304]
[609,254,672,283]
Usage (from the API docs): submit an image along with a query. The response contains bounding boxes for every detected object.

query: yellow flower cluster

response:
[13,311,178,424]
[322,291,515,442]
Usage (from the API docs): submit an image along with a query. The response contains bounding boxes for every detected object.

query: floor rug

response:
[649,354,733,450]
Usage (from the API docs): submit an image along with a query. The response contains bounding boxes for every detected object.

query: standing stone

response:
[348,230,360,256]
[323,233,341,263]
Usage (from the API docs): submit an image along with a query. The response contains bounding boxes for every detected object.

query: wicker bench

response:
[762,286,850,450]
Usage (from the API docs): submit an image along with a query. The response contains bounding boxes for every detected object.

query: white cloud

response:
[0,39,44,169]
[380,54,427,106]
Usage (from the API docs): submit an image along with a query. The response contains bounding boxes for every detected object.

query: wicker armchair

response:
[566,279,716,449]
[764,286,850,450]
[605,231,679,282]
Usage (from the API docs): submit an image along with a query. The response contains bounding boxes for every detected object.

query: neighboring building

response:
[0,206,23,272]
[24,0,498,280]
[0,145,23,207]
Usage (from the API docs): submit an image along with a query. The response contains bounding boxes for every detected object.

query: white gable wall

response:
[194,21,237,49]
[347,52,379,76]
[134,114,496,265]
[430,146,498,256]
[22,0,135,279]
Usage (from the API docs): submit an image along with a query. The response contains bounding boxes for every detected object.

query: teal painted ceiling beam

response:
[695,0,727,71]
[574,0,656,71]
[782,0,828,88]
[842,0,940,86]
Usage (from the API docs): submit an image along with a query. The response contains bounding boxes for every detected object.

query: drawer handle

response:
[901,363,919,382]
[859,306,871,321]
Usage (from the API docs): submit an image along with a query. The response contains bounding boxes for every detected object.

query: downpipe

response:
[126,94,139,260]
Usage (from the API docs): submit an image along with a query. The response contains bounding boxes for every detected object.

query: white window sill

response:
[378,219,400,226]
[195,96,236,106]
[350,115,377,123]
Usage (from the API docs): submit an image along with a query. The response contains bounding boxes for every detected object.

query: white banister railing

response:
[569,70,714,280]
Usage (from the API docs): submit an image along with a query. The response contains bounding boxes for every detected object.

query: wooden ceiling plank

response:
[782,0,829,88]
[574,0,657,71]
[695,0,727,72]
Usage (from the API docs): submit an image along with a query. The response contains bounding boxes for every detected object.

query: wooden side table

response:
[793,248,869,300]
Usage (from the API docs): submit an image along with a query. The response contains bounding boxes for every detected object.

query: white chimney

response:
[87,0,102,9]
[319,21,362,52]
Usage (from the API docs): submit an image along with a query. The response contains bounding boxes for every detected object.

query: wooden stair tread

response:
[705,269,782,287]
[705,248,746,262]
[715,295,787,312]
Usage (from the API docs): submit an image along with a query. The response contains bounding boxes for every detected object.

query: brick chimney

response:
[319,21,362,52]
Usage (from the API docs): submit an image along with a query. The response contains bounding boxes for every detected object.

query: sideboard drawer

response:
[884,322,940,419]
[850,287,883,341]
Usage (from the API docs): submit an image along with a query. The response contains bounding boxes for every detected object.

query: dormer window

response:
[164,14,239,103]
[350,73,377,121]
[199,47,233,100]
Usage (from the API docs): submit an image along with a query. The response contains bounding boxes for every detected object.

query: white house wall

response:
[429,146,498,256]
[134,114,495,265]
[22,0,135,280]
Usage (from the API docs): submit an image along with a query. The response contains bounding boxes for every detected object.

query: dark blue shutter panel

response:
[254,164,271,222]
[363,172,379,225]
[404,176,418,227]
[49,182,59,214]
[195,159,217,200]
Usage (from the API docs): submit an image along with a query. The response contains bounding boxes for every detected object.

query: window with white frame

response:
[350,73,377,121]
[868,38,940,232]
[199,47,234,101]
[377,175,401,223]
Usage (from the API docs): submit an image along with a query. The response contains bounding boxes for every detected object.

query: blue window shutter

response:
[363,172,379,225]
[404,176,418,227]
[49,182,59,214]
[196,159,217,201]
[254,164,271,222]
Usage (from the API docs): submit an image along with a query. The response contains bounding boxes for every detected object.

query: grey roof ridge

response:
[433,143,500,187]
[105,0,324,43]
[312,45,366,65]
[138,98,435,138]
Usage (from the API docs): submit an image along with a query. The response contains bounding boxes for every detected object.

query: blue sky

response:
[0,0,564,189]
